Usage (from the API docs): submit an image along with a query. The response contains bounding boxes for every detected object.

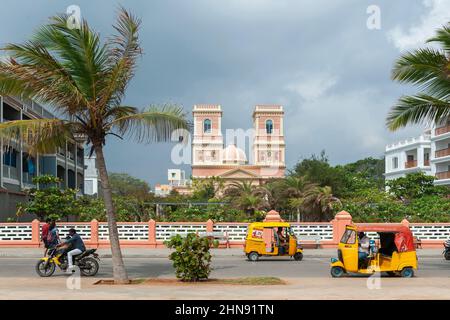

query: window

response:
[340,229,356,244]
[265,119,273,134]
[392,157,398,169]
[3,148,17,167]
[22,156,36,175]
[203,119,211,133]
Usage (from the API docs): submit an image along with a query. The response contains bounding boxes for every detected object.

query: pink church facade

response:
[191,104,286,185]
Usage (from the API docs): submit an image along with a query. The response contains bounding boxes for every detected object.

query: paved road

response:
[1,253,450,299]
[0,255,449,279]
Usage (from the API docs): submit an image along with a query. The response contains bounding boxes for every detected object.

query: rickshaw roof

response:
[249,222,291,228]
[353,225,412,235]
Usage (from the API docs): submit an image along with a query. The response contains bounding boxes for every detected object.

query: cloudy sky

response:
[1,0,449,186]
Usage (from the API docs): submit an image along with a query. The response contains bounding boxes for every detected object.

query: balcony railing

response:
[436,171,450,180]
[405,160,417,168]
[435,147,450,158]
[435,125,450,136]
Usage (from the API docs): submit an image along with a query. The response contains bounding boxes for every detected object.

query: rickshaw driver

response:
[276,227,288,254]
[358,232,370,268]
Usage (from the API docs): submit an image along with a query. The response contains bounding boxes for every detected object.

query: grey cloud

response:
[0,0,441,186]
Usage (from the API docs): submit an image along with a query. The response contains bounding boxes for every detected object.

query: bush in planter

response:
[212,239,220,248]
[165,233,212,281]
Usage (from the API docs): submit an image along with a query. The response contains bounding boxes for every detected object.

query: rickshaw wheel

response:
[400,267,414,278]
[293,252,303,261]
[330,266,344,278]
[444,251,450,260]
[247,252,259,262]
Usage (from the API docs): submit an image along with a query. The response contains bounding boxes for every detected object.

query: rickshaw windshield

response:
[341,229,356,244]
[287,227,295,236]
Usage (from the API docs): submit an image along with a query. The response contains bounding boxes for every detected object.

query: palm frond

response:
[0,42,89,110]
[391,48,449,99]
[33,14,109,101]
[386,94,450,131]
[0,119,76,154]
[427,23,450,52]
[100,6,142,109]
[110,104,190,143]
[387,24,450,131]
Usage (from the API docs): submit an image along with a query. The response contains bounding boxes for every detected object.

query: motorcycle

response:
[36,246,100,277]
[444,240,450,261]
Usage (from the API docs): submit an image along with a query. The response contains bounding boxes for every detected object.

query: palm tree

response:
[309,186,341,222]
[281,176,318,222]
[225,181,265,215]
[256,179,284,210]
[386,24,450,130]
[0,8,189,283]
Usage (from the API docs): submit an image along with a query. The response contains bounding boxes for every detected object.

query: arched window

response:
[203,119,212,133]
[266,119,273,134]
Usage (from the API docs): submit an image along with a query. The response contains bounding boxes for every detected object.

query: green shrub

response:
[165,233,212,281]
[212,239,219,248]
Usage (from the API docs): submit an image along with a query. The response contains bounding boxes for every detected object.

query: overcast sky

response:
[1,0,449,186]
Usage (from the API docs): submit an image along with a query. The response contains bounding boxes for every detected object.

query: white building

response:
[84,155,100,196]
[385,131,432,181]
[168,169,187,186]
[385,119,450,187]
[431,118,450,186]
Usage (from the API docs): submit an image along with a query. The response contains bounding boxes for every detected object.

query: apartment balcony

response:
[435,147,450,158]
[2,165,19,180]
[435,125,450,136]
[424,160,430,166]
[436,171,450,180]
[405,160,417,169]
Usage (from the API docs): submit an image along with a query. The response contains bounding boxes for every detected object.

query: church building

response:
[191,104,286,185]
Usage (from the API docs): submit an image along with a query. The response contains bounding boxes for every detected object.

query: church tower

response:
[191,105,224,175]
[252,105,285,169]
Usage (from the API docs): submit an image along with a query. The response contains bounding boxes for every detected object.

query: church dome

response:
[221,144,247,164]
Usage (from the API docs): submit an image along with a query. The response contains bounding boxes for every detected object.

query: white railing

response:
[0,224,32,241]
[290,224,334,241]
[155,223,207,241]
[1,221,450,246]
[410,225,450,240]
[98,223,148,241]
[213,224,248,241]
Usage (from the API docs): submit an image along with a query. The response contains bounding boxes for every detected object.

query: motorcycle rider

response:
[57,228,86,273]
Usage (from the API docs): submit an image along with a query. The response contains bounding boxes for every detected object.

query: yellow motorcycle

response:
[36,246,100,277]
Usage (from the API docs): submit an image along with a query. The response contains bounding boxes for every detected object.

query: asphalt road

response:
[0,255,449,279]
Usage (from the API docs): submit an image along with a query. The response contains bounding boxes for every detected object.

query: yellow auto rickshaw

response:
[244,222,303,261]
[330,224,418,278]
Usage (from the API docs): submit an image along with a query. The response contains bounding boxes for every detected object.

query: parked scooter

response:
[443,240,450,260]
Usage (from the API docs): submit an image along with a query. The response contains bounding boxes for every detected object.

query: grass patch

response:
[94,276,286,286]
[214,277,285,285]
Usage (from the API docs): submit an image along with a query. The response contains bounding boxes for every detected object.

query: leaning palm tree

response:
[309,186,341,222]
[0,8,189,283]
[386,24,450,130]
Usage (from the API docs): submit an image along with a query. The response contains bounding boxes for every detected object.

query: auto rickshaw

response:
[244,222,303,261]
[330,224,418,278]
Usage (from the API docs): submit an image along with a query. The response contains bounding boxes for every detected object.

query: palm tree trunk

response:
[94,144,130,284]
[296,208,300,223]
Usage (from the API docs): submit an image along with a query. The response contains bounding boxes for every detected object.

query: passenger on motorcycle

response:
[47,221,60,249]
[57,228,86,272]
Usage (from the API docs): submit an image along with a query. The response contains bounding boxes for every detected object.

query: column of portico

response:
[399,150,406,170]
[417,146,424,167]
